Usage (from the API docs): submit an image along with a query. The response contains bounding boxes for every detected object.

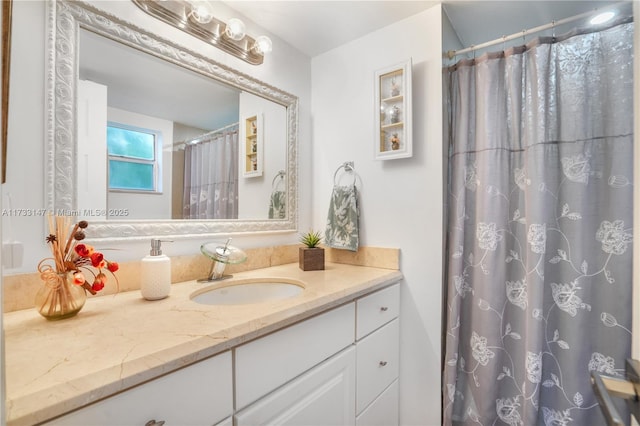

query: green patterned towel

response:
[268,190,286,219]
[325,185,359,251]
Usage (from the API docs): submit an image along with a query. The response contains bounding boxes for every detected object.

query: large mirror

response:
[46,0,298,241]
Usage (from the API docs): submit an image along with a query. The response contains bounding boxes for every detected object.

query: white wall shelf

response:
[241,113,263,177]
[374,59,412,160]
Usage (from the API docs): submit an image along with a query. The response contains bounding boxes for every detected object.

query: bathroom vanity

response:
[3,262,402,425]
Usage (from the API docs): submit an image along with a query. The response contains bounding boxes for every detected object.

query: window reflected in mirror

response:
[107,124,159,192]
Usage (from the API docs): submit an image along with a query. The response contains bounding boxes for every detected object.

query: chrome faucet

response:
[198,238,247,282]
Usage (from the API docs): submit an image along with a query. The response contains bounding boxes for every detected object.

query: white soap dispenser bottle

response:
[140,239,172,300]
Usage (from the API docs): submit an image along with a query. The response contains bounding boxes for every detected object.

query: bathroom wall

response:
[2,0,312,273]
[310,4,444,424]
[442,5,464,60]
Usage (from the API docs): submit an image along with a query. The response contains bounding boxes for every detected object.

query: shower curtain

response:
[443,20,633,425]
[183,130,238,219]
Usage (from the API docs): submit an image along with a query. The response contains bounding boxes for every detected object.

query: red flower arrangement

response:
[69,243,119,294]
[39,216,119,295]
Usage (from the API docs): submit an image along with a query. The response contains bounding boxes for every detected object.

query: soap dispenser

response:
[140,239,172,300]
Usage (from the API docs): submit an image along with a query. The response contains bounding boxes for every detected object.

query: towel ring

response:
[272,170,285,189]
[333,161,356,186]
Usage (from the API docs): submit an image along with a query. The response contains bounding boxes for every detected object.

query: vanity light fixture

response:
[132,0,272,65]
[225,18,246,41]
[253,35,273,54]
[187,0,214,24]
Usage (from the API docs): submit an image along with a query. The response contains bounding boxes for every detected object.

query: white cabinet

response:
[356,380,399,426]
[44,282,400,426]
[235,303,355,409]
[45,351,233,426]
[237,283,401,426]
[356,283,400,339]
[355,284,400,424]
[356,319,399,414]
[235,347,356,426]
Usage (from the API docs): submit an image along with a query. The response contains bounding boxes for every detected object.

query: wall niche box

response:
[374,59,412,160]
[242,114,263,177]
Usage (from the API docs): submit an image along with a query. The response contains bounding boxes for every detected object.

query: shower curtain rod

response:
[173,121,239,150]
[445,1,627,60]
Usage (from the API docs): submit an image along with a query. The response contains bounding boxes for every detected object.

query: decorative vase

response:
[299,247,325,271]
[391,133,400,150]
[35,271,87,320]
[390,78,400,97]
[390,105,400,124]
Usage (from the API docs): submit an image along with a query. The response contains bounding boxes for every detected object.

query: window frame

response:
[106,122,162,194]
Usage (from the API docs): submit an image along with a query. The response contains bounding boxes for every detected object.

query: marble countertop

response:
[4,262,402,425]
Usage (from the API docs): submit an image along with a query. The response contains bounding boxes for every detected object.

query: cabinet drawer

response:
[356,283,399,340]
[356,379,399,426]
[235,303,355,409]
[235,346,356,426]
[356,318,399,413]
[45,351,233,426]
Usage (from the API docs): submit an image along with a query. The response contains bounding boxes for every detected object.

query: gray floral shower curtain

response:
[183,130,239,219]
[443,20,633,425]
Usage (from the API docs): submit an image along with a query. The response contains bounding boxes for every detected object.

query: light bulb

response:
[252,35,272,54]
[590,11,615,25]
[187,1,214,24]
[225,18,246,41]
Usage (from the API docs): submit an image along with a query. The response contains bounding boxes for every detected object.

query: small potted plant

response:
[299,230,324,271]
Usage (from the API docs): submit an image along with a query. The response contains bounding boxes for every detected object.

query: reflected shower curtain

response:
[183,130,238,219]
[443,20,633,425]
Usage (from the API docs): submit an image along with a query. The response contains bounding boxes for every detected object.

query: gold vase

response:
[35,271,87,320]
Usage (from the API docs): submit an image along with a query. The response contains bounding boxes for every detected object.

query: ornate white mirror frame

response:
[45,1,298,242]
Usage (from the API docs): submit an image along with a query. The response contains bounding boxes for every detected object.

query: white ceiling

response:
[222,0,629,57]
[80,0,632,131]
[221,1,438,57]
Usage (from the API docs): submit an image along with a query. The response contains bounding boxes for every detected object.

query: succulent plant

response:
[300,230,323,248]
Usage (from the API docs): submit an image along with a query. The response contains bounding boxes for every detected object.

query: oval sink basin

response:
[190,279,305,305]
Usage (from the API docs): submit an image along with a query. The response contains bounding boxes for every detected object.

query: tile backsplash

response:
[2,245,399,313]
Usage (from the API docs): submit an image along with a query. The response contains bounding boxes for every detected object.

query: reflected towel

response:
[325,185,359,251]
[268,190,286,219]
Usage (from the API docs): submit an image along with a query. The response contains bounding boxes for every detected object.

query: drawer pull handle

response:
[379,361,388,367]
[145,421,165,426]
[380,306,389,312]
